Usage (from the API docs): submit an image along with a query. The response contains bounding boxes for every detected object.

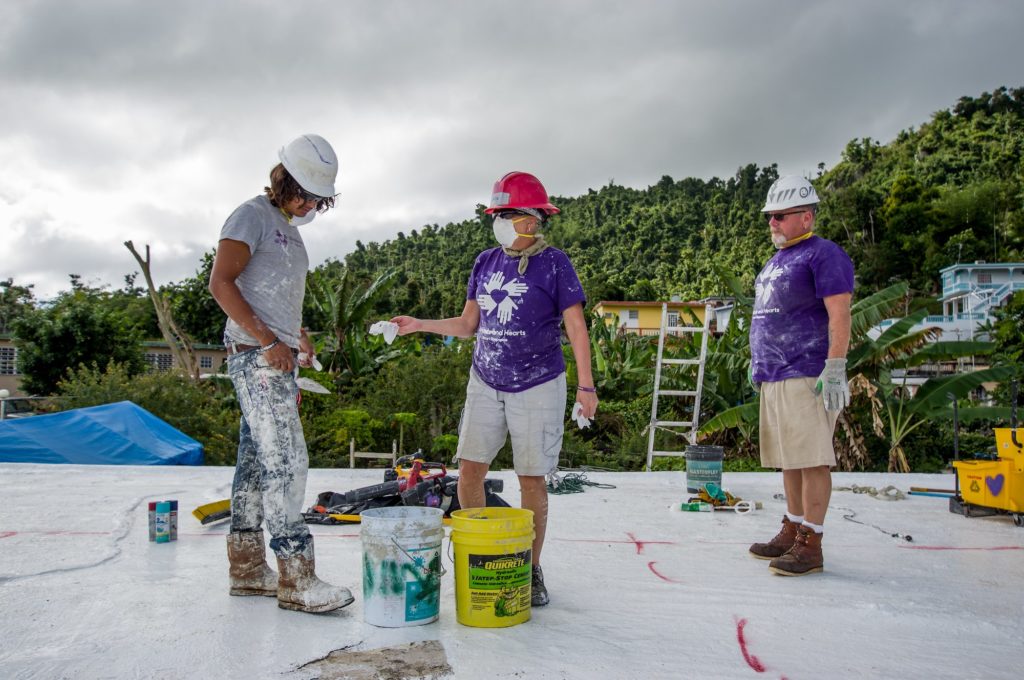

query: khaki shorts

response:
[455,369,566,476]
[759,377,839,470]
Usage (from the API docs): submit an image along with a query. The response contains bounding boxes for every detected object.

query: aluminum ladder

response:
[645,303,712,471]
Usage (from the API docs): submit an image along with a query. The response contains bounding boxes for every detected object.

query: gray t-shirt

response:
[219,195,309,349]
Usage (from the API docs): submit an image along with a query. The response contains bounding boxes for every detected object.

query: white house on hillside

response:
[871,261,1024,342]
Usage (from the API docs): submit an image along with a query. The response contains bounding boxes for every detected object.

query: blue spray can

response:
[155,501,171,543]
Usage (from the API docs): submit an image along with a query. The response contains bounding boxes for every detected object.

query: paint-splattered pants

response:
[227,349,311,558]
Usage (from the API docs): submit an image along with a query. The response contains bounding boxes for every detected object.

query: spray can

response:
[169,500,178,541]
[155,501,171,543]
[148,502,157,541]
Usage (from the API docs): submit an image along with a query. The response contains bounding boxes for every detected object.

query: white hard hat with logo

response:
[762,175,820,212]
[278,134,338,197]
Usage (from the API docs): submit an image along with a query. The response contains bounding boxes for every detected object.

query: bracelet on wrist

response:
[259,337,281,353]
[576,385,597,393]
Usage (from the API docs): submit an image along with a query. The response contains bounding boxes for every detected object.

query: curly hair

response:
[264,163,335,212]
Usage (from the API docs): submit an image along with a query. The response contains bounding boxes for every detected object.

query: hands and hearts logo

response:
[755,263,784,307]
[477,271,529,324]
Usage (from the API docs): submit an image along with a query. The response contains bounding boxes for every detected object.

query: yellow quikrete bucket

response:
[450,507,534,628]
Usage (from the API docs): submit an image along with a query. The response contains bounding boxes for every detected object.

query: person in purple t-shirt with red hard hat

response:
[391,171,598,606]
[747,175,854,577]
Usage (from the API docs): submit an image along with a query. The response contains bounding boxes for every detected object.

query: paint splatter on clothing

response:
[750,236,854,383]
[220,195,308,349]
[227,348,311,558]
[467,247,585,392]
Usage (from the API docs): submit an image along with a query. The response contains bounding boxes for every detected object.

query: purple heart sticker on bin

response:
[985,474,1005,497]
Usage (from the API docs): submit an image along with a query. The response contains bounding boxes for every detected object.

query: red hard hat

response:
[484,171,560,215]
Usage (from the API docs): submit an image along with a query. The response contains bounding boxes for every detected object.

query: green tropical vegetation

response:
[5,87,1023,471]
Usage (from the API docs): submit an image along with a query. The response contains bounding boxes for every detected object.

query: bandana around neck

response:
[502,235,549,274]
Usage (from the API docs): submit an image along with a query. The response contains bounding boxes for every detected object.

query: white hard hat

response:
[278,134,338,197]
[762,175,819,212]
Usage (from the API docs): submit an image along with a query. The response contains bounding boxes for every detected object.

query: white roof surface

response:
[1,464,1022,680]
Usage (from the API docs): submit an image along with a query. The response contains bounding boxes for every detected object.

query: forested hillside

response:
[336,87,1023,318]
[6,87,1023,471]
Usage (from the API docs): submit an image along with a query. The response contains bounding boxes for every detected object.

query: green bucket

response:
[685,445,724,493]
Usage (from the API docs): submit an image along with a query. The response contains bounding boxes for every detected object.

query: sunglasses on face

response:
[298,189,326,204]
[767,210,808,223]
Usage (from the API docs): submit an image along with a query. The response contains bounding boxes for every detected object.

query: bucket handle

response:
[390,536,447,578]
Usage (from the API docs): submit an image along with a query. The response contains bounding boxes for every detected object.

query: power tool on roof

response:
[303,451,509,524]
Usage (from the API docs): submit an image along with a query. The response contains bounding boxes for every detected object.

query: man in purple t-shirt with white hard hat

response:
[391,171,598,606]
[747,175,854,576]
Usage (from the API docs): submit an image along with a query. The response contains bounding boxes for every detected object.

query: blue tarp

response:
[0,401,204,465]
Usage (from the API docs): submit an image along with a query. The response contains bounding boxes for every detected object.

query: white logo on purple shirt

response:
[755,263,785,309]
[476,271,530,324]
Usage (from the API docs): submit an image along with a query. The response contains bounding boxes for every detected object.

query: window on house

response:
[667,312,679,327]
[200,356,213,369]
[977,273,992,284]
[628,310,639,321]
[144,353,174,372]
[0,347,18,375]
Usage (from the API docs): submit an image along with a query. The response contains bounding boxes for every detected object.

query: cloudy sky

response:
[1,0,1021,299]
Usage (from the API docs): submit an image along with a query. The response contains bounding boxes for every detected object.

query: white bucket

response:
[360,506,445,627]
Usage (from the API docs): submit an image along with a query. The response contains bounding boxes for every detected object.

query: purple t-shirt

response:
[467,247,586,392]
[750,236,854,383]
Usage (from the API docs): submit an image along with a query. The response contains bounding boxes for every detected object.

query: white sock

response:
[786,513,805,524]
[802,521,824,534]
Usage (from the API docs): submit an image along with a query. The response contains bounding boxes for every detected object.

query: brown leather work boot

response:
[276,537,354,613]
[227,530,278,597]
[749,516,799,560]
[769,525,823,576]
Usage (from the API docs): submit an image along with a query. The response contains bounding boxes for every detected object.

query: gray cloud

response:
[1,0,1021,299]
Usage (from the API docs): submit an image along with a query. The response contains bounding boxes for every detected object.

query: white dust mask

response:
[491,215,538,248]
[290,210,316,226]
[491,217,519,247]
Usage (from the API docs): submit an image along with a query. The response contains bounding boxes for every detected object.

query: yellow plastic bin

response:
[449,507,534,628]
[953,459,1023,513]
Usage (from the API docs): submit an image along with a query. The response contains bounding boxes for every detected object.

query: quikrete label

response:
[468,550,531,618]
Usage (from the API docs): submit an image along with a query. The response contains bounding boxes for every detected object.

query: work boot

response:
[769,525,824,576]
[227,530,278,597]
[531,565,549,607]
[276,537,354,613]
[749,516,798,560]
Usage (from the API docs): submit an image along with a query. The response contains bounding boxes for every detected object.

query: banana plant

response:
[305,266,402,382]
[586,311,657,397]
[870,364,1015,471]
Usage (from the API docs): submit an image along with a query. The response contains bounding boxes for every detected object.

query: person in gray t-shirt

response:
[209,134,354,614]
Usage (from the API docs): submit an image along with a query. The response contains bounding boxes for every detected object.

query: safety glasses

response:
[298,189,326,204]
[767,210,808,223]
[496,211,533,223]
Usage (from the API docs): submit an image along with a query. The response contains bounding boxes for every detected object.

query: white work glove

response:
[369,321,399,345]
[571,402,592,429]
[815,358,850,411]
